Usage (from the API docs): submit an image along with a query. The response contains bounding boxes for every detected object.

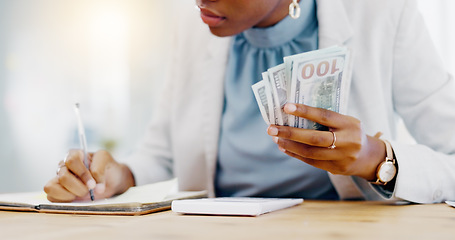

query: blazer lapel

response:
[316,0,365,199]
[317,0,354,48]
[197,35,231,196]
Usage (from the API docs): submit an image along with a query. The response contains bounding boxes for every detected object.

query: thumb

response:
[89,150,112,194]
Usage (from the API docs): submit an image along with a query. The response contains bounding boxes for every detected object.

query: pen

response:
[74,103,95,201]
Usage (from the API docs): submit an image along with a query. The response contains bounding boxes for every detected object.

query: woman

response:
[45,0,455,203]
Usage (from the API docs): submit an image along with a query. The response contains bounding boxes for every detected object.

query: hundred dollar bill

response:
[288,47,351,130]
[252,80,274,125]
[284,46,342,100]
[252,46,352,129]
[267,63,288,126]
[262,72,283,125]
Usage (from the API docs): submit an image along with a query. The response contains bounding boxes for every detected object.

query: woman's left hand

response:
[267,103,385,181]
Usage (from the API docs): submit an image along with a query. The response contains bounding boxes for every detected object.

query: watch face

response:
[378,161,397,182]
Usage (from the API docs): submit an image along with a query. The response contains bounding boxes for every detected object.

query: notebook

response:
[0,179,206,216]
[172,197,303,216]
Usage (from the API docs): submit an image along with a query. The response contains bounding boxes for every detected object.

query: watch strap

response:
[383,139,395,164]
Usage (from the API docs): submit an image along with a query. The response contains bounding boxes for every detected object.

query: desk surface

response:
[1,200,454,240]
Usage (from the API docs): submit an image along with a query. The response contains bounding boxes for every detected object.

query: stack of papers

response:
[172,197,303,216]
[445,201,455,208]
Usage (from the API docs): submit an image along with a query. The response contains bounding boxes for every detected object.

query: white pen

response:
[74,103,95,201]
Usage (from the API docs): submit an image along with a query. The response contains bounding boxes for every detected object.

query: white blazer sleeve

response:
[122,33,184,186]
[123,73,175,186]
[388,0,455,203]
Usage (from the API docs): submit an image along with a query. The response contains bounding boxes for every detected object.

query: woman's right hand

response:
[44,150,135,202]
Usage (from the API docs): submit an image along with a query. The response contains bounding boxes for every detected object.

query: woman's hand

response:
[267,103,386,181]
[44,150,135,202]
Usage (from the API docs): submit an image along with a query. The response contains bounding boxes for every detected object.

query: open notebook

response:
[0,179,206,216]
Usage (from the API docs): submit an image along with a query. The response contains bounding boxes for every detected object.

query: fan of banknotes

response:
[252,46,352,131]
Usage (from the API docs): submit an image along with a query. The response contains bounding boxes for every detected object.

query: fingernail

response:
[87,179,96,189]
[278,146,286,153]
[268,126,278,136]
[285,103,297,113]
[273,137,279,144]
[95,183,105,194]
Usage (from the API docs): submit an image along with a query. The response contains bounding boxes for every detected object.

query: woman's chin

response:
[207,26,244,37]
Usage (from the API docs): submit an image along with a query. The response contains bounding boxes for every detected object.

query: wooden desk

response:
[1,201,454,240]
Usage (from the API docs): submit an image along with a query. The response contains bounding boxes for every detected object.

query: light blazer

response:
[126,0,455,203]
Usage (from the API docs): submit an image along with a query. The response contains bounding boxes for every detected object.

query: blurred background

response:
[0,0,182,192]
[0,0,454,193]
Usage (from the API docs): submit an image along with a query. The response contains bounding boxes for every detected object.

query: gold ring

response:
[328,131,337,149]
